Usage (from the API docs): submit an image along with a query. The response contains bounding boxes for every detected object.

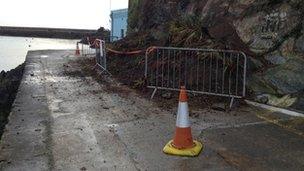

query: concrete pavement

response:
[0,50,303,170]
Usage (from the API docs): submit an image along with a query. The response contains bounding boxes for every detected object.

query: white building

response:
[110,8,128,41]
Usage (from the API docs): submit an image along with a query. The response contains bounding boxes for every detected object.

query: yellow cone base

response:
[163,140,203,157]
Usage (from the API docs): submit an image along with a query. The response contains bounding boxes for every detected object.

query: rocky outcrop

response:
[0,64,24,139]
[127,0,304,110]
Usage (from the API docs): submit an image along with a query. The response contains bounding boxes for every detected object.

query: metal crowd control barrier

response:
[79,42,95,57]
[94,39,108,73]
[79,39,109,74]
[145,47,247,107]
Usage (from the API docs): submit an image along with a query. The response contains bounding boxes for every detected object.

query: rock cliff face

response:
[128,0,304,110]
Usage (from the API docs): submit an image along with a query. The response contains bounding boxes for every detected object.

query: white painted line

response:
[245,100,304,118]
[202,121,268,130]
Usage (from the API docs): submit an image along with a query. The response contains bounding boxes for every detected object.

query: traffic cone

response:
[75,43,80,56]
[163,86,203,157]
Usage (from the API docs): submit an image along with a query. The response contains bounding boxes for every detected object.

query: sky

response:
[0,0,128,30]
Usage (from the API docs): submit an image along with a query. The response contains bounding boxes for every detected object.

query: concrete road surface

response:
[0,50,303,170]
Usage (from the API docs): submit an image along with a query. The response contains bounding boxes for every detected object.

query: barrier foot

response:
[229,97,235,109]
[163,140,203,157]
[92,64,98,70]
[95,64,112,76]
[150,88,157,99]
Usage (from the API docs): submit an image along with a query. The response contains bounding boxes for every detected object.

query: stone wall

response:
[0,64,24,139]
[128,0,304,110]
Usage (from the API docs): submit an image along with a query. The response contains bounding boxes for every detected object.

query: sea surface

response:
[0,36,78,71]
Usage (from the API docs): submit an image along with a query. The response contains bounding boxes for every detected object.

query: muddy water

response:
[0,36,78,71]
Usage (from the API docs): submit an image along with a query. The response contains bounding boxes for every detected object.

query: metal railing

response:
[145,47,247,107]
[94,39,107,71]
[79,41,95,57]
[78,38,109,74]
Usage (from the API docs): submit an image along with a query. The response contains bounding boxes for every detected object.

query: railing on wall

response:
[145,46,247,107]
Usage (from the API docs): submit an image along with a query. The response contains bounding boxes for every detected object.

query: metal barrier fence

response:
[78,39,109,74]
[79,42,95,57]
[94,39,107,71]
[145,47,247,107]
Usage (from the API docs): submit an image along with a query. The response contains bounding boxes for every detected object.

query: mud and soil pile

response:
[0,64,24,139]
[76,57,228,112]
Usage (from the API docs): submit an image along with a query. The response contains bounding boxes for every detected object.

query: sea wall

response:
[0,64,24,138]
[0,26,109,39]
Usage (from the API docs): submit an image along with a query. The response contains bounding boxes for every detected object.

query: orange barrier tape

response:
[106,46,159,56]
[91,39,101,48]
[83,37,157,56]
[84,37,101,48]
[106,48,144,55]
[146,46,158,54]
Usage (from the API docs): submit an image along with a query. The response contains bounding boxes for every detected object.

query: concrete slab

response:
[0,51,52,171]
[0,50,303,170]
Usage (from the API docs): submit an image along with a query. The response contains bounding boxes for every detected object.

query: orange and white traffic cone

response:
[75,43,80,56]
[163,86,203,157]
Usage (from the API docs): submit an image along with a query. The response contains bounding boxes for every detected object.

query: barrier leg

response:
[151,88,158,99]
[229,97,234,109]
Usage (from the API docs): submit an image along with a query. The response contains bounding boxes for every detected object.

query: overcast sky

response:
[0,0,128,30]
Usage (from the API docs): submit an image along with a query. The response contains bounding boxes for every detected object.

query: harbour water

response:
[0,36,78,71]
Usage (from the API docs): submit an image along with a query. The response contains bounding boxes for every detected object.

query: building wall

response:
[111,9,128,41]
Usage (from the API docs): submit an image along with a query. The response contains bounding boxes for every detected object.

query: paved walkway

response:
[0,50,303,170]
